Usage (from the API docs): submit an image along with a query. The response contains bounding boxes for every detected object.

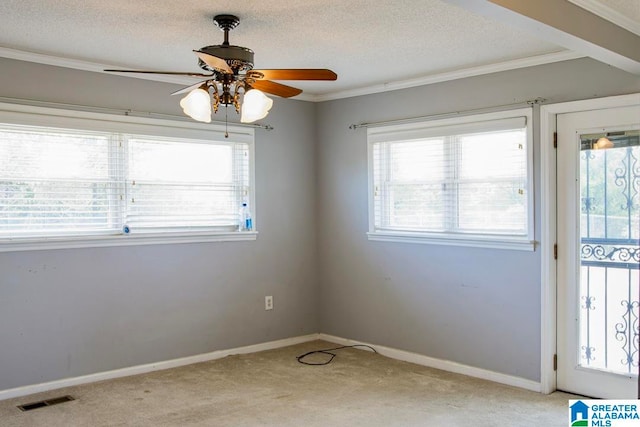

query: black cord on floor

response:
[296,344,378,366]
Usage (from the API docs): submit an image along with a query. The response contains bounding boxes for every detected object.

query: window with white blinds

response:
[367,108,534,250]
[0,104,254,249]
[125,136,249,232]
[0,125,118,236]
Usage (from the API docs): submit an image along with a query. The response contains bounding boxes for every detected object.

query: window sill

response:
[367,231,536,251]
[0,231,258,252]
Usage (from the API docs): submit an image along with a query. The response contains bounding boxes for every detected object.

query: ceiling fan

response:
[104,14,337,125]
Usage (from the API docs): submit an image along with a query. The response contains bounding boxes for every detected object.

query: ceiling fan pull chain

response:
[225,105,229,138]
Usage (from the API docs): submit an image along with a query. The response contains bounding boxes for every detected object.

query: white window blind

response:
[368,109,534,250]
[0,119,253,244]
[125,136,249,231]
[0,124,119,237]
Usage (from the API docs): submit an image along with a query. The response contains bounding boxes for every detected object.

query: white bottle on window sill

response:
[238,203,253,232]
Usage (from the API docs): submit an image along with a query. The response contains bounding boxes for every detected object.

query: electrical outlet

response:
[265,295,273,310]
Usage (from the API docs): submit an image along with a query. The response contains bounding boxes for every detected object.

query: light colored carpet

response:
[0,340,577,426]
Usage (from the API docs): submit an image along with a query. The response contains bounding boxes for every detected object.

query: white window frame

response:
[0,102,257,252]
[367,108,535,251]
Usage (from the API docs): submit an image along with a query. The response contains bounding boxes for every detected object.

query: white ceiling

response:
[0,0,637,101]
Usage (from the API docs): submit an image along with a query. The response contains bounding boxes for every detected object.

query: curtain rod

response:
[0,96,274,131]
[348,97,546,130]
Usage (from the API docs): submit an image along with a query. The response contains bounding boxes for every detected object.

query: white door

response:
[557,104,640,399]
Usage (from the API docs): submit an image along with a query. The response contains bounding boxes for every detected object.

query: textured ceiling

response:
[0,0,629,99]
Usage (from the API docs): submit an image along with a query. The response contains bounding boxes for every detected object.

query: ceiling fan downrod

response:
[198,14,254,74]
[214,14,240,46]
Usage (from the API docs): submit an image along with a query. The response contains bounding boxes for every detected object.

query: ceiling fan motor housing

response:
[198,45,254,73]
[199,14,254,74]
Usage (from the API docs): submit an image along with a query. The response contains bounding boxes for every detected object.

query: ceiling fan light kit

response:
[241,89,274,123]
[179,86,212,123]
[105,14,337,126]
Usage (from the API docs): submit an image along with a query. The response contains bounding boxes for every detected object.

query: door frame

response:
[539,93,640,394]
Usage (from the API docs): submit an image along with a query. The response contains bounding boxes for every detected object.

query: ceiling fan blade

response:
[171,81,210,96]
[250,80,302,98]
[249,69,337,81]
[193,51,233,74]
[104,69,214,78]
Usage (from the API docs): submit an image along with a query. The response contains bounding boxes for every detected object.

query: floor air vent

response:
[18,395,75,412]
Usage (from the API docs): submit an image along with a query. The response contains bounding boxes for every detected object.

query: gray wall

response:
[316,57,640,382]
[0,58,319,390]
[1,56,639,392]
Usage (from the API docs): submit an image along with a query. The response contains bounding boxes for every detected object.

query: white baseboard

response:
[318,333,542,393]
[0,333,320,401]
[1,332,542,401]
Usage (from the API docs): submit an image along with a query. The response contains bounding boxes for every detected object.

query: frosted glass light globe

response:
[180,88,212,123]
[241,89,273,123]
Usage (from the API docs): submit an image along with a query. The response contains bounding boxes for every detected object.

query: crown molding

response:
[0,47,318,101]
[0,46,206,86]
[1,47,583,103]
[567,0,640,36]
[312,50,585,102]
